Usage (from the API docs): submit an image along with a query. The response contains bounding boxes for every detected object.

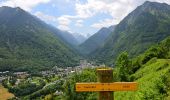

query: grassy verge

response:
[115,59,170,100]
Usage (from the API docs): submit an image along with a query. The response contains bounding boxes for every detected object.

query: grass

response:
[115,59,170,100]
[0,84,14,100]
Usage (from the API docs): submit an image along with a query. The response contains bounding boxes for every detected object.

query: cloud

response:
[91,18,114,29]
[58,25,70,31]
[57,17,71,26]
[0,0,50,11]
[74,0,135,24]
[150,0,170,4]
[2,0,170,34]
[35,11,71,31]
[34,0,170,34]
[57,16,71,31]
[57,0,135,26]
[75,2,96,19]
[75,20,83,27]
[52,4,56,8]
[63,0,170,27]
[34,11,57,23]
[0,0,72,31]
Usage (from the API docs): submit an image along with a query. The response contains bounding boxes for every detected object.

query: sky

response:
[0,0,170,37]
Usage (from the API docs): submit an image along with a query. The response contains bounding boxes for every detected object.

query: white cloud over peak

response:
[57,0,136,29]
[34,11,57,23]
[57,17,71,26]
[91,18,114,29]
[80,0,170,29]
[58,25,70,31]
[57,16,71,31]
[35,12,71,31]
[75,0,135,24]
[75,20,83,27]
[0,0,50,11]
[34,0,170,33]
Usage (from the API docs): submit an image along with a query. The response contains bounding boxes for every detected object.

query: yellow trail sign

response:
[76,82,137,92]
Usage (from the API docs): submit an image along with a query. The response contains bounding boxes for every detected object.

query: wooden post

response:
[76,68,137,99]
[97,68,113,100]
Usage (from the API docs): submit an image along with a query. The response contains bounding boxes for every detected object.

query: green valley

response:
[0,1,170,100]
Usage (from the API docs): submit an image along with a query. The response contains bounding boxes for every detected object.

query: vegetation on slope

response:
[0,6,80,72]
[66,36,170,100]
[91,1,170,65]
[63,69,97,100]
[114,36,170,99]
[79,26,115,55]
[115,58,170,100]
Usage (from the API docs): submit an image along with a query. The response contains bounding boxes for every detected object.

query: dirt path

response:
[0,84,14,100]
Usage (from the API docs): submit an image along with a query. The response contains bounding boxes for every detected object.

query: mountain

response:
[58,31,79,46]
[44,25,79,46]
[72,33,87,45]
[78,25,115,55]
[91,1,170,65]
[0,6,80,71]
[108,25,116,31]
[46,26,86,46]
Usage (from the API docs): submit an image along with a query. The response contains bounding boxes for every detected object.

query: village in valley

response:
[0,60,99,99]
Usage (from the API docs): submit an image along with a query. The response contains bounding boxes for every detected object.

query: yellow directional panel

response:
[76,82,137,92]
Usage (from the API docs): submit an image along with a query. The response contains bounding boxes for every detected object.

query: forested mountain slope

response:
[91,1,170,65]
[0,6,80,71]
[79,25,115,55]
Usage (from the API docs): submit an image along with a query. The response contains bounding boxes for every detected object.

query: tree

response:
[115,52,131,81]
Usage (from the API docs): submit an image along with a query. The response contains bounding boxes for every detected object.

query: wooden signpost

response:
[76,82,137,91]
[76,68,138,100]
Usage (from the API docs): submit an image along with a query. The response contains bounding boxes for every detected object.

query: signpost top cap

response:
[97,68,113,71]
